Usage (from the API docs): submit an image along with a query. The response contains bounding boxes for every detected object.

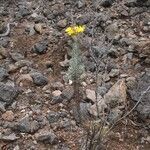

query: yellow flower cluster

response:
[65,25,85,36]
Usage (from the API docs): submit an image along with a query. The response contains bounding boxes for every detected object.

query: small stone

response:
[0,46,7,58]
[35,129,59,144]
[109,69,120,77]
[2,110,14,121]
[120,74,128,78]
[8,64,18,73]
[47,111,60,123]
[0,133,19,141]
[145,58,150,64]
[98,86,108,97]
[85,89,96,103]
[45,61,53,68]
[33,42,48,54]
[146,136,150,143]
[126,77,137,89]
[104,79,127,108]
[25,24,35,35]
[77,0,85,8]
[106,22,119,40]
[128,72,150,120]
[51,82,64,90]
[61,87,74,101]
[51,90,62,104]
[57,19,67,28]
[81,82,87,87]
[99,0,114,7]
[15,60,33,68]
[0,82,19,105]
[107,108,123,124]
[0,101,6,112]
[59,56,69,67]
[19,7,30,17]
[12,116,40,133]
[0,22,5,34]
[103,73,110,82]
[73,102,92,122]
[0,67,8,81]
[16,74,33,86]
[88,98,107,117]
[13,145,20,150]
[30,72,48,86]
[52,90,62,97]
[10,52,24,62]
[34,23,43,34]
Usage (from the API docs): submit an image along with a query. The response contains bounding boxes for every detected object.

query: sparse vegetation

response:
[0,0,150,150]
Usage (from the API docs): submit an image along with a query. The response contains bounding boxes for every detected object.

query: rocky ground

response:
[0,0,150,150]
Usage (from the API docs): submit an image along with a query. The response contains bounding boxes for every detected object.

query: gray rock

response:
[0,133,19,141]
[124,0,138,7]
[128,72,150,119]
[33,41,48,54]
[10,52,24,61]
[2,110,14,121]
[0,38,9,48]
[104,79,127,108]
[19,7,31,17]
[125,0,150,7]
[107,108,123,124]
[30,72,48,86]
[57,19,67,28]
[0,101,6,112]
[108,47,120,58]
[47,111,60,123]
[77,0,85,8]
[129,7,144,16]
[106,22,119,40]
[91,45,108,59]
[27,25,36,36]
[85,89,96,103]
[34,23,43,34]
[0,82,19,104]
[0,67,8,81]
[52,90,62,97]
[34,115,48,127]
[35,129,58,144]
[12,116,40,133]
[59,56,69,67]
[51,90,62,104]
[84,60,96,72]
[126,77,137,89]
[15,60,33,68]
[89,97,107,117]
[109,69,120,77]
[61,87,74,101]
[76,14,92,25]
[51,82,64,90]
[98,86,108,97]
[99,0,115,7]
[0,23,6,34]
[0,46,7,58]
[73,102,92,123]
[13,145,20,150]
[103,73,111,82]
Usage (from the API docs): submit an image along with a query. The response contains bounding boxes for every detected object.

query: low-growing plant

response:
[65,25,85,123]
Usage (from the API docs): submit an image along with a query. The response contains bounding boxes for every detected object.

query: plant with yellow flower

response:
[65,25,85,123]
[65,25,85,36]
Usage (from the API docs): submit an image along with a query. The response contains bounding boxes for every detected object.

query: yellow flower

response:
[65,25,85,36]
